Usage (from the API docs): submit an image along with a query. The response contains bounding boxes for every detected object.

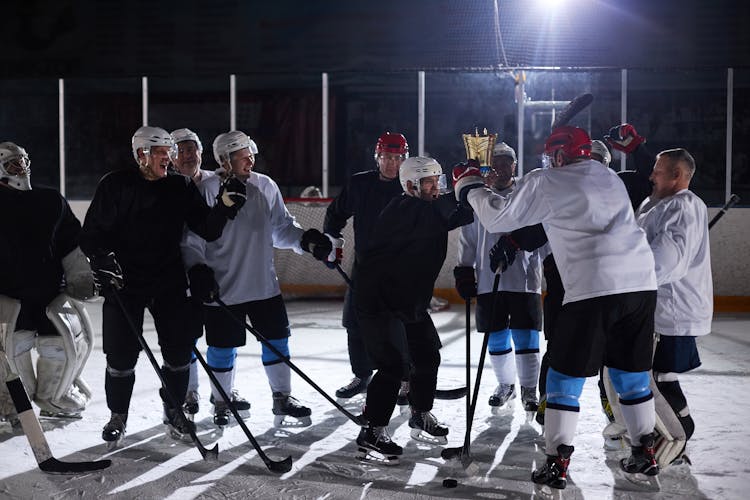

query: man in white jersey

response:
[635,148,712,465]
[182,130,332,428]
[169,128,241,423]
[455,142,543,412]
[453,125,659,490]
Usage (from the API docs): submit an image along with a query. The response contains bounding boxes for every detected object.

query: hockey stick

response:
[191,347,292,473]
[109,289,219,460]
[550,93,594,129]
[442,273,501,466]
[214,298,366,427]
[1,356,112,474]
[334,263,352,286]
[708,194,740,229]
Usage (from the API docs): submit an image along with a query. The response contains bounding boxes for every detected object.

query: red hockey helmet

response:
[543,126,592,161]
[374,132,409,158]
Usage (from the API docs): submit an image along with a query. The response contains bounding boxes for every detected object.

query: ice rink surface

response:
[1,300,748,499]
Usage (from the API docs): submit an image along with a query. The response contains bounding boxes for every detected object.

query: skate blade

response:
[273,415,312,428]
[39,410,83,419]
[621,471,661,492]
[534,483,565,499]
[409,428,447,445]
[356,447,399,466]
[105,435,125,451]
[165,424,193,443]
[490,404,514,416]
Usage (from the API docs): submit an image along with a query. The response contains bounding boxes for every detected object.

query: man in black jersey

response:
[80,126,246,447]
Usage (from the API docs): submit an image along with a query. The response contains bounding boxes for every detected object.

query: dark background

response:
[2,0,748,203]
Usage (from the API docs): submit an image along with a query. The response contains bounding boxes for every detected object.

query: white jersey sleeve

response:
[254,175,304,254]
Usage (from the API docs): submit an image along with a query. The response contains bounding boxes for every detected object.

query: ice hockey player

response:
[0,142,97,424]
[454,126,660,489]
[167,128,240,423]
[80,126,246,447]
[353,156,473,463]
[182,130,319,428]
[455,142,543,412]
[323,132,409,401]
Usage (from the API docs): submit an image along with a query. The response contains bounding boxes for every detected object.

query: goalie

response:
[1,142,97,424]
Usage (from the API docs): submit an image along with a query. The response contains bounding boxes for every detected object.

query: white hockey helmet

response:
[131,126,174,163]
[170,128,203,152]
[590,139,611,166]
[0,141,31,190]
[399,156,446,195]
[212,131,259,166]
[492,142,517,162]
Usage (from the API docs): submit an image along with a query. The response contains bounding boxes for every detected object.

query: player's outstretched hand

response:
[452,160,484,204]
[604,123,645,154]
[301,229,333,262]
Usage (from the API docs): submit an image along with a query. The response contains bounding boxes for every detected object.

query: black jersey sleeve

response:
[52,193,82,259]
[183,178,228,242]
[80,173,120,258]
[511,224,548,252]
[323,177,354,237]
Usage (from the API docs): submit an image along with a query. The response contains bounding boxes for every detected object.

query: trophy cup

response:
[462,127,497,177]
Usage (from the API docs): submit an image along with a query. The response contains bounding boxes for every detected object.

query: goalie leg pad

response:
[35,295,94,414]
[1,295,37,395]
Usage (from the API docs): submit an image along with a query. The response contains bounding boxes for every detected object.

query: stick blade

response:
[267,455,293,473]
[435,387,468,400]
[200,444,220,461]
[551,93,594,129]
[38,457,112,475]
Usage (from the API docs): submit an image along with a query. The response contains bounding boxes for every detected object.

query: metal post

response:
[620,69,628,172]
[322,72,329,197]
[141,76,148,126]
[726,68,734,203]
[418,71,425,157]
[230,74,236,131]
[58,78,65,196]
[516,79,525,176]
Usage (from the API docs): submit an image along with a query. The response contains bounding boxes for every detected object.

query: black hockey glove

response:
[489,234,519,274]
[188,264,220,303]
[453,266,477,299]
[301,228,333,262]
[216,176,247,220]
[90,252,124,292]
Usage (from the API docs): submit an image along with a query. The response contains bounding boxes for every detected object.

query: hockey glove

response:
[489,234,519,274]
[301,228,333,262]
[216,176,247,220]
[90,252,124,292]
[604,123,645,154]
[453,266,477,299]
[452,160,484,205]
[324,233,345,269]
[188,264,220,303]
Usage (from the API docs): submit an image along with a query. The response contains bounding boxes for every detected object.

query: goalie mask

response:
[399,156,446,200]
[0,142,31,191]
[212,131,258,167]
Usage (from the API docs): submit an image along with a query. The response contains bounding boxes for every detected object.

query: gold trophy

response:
[462,127,497,175]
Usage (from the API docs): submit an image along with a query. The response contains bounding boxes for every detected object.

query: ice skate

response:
[183,390,200,421]
[272,392,311,427]
[163,405,196,442]
[102,412,127,450]
[620,433,660,490]
[396,381,409,406]
[532,444,574,490]
[408,409,448,445]
[213,401,231,428]
[335,376,370,399]
[210,390,250,418]
[521,386,539,412]
[489,383,515,412]
[356,425,402,465]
